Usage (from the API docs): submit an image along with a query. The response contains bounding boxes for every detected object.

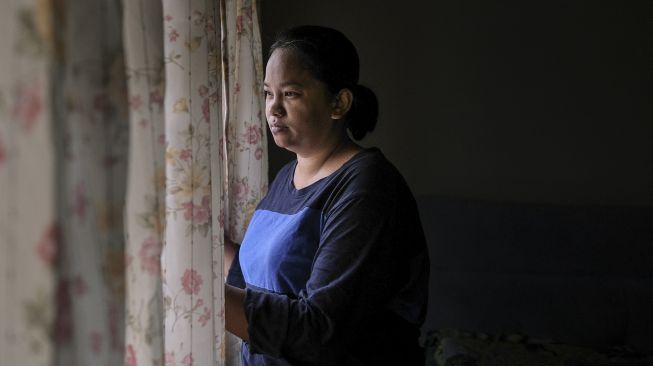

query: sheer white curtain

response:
[0,0,266,365]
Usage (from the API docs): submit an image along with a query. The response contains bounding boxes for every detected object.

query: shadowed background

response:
[259,0,653,354]
[261,0,652,206]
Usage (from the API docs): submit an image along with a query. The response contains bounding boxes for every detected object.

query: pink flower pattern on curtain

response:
[0,0,266,365]
[124,0,266,364]
[0,1,56,365]
[52,1,129,364]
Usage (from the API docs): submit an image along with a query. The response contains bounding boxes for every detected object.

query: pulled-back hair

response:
[269,25,378,140]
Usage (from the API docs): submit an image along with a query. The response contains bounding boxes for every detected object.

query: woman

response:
[224,25,429,365]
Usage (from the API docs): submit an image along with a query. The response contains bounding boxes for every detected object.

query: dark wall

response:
[260,0,652,206]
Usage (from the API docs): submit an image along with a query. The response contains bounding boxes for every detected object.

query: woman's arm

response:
[224,234,250,340]
[223,236,238,278]
[225,284,249,341]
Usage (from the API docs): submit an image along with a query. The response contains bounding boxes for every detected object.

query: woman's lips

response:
[269,124,287,134]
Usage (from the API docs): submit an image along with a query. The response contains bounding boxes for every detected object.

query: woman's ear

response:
[331,88,353,120]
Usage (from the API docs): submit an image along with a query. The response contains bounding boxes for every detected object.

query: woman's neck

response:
[293,136,361,189]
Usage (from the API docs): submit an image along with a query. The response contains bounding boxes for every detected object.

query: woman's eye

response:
[284,91,299,97]
[263,90,272,98]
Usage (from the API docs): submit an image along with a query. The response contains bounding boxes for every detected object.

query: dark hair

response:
[269,25,378,140]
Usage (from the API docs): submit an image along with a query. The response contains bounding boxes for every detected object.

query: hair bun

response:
[347,84,378,140]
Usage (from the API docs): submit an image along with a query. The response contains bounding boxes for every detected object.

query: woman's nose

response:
[268,96,284,117]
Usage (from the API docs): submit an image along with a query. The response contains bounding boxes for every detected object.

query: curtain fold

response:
[123,0,166,365]
[0,1,56,365]
[158,0,228,364]
[0,0,267,365]
[52,0,128,364]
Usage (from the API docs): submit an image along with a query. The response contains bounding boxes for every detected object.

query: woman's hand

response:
[224,235,238,278]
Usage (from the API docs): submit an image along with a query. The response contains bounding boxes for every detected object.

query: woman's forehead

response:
[265,49,313,85]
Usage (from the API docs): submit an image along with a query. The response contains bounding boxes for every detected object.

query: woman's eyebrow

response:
[263,81,304,88]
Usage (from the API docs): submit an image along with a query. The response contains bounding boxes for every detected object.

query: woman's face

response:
[264,48,338,155]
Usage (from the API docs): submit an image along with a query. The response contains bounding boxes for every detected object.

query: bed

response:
[416,196,653,365]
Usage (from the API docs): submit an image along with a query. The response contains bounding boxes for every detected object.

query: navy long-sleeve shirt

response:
[227,148,429,365]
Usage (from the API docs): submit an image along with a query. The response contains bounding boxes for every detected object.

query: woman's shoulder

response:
[345,147,403,180]
[334,147,411,197]
[322,147,421,224]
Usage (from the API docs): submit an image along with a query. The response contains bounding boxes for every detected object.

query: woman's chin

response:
[272,137,299,154]
[271,133,288,145]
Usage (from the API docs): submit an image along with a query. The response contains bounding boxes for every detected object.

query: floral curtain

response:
[122,0,167,364]
[0,0,266,365]
[52,1,129,364]
[124,0,266,365]
[0,1,56,365]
